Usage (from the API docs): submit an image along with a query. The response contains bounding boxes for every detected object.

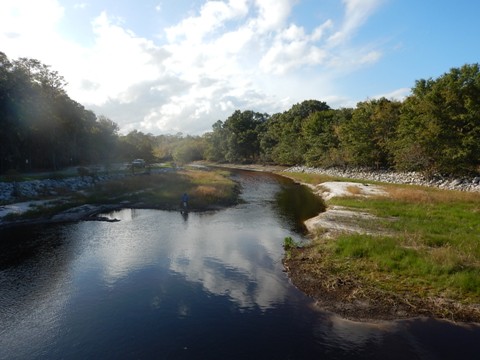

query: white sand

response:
[315,181,387,200]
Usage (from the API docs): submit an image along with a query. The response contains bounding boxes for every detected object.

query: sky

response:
[1,0,479,135]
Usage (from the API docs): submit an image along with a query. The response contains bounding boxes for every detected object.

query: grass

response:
[281,172,337,184]
[1,167,239,225]
[346,185,363,195]
[84,167,239,210]
[284,171,371,185]
[285,174,480,307]
[283,236,301,260]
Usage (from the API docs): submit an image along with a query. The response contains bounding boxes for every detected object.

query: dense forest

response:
[1,51,479,176]
[205,64,480,176]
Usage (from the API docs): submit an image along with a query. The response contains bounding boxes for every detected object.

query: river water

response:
[0,170,478,359]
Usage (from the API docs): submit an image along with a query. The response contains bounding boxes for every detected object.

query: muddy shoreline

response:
[284,246,480,323]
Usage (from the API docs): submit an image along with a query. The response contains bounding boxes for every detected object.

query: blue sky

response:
[1,0,479,135]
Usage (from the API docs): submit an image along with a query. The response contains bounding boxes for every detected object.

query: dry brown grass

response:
[383,185,480,204]
[192,185,218,197]
[346,185,363,195]
[180,168,231,186]
[383,187,433,203]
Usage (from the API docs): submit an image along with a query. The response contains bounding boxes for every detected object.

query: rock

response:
[0,173,126,203]
[451,179,463,187]
[284,166,480,193]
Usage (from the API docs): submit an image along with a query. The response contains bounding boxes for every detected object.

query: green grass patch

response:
[283,172,339,184]
[287,175,480,304]
[330,233,480,299]
[283,236,302,260]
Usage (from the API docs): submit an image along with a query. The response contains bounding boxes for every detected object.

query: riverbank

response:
[282,170,480,323]
[176,163,480,323]
[285,165,480,192]
[0,167,240,229]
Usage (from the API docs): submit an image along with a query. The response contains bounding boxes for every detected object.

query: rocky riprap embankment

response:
[0,174,126,203]
[285,166,480,192]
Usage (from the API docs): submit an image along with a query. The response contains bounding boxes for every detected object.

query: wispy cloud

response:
[328,0,384,46]
[0,0,388,135]
[165,0,249,43]
[74,2,88,10]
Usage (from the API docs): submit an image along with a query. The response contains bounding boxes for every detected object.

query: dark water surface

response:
[0,171,478,359]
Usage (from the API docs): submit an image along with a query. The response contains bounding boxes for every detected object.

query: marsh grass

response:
[289,175,480,304]
[84,168,238,209]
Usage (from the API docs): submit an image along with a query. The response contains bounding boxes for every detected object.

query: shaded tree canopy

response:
[1,51,478,177]
[0,52,119,172]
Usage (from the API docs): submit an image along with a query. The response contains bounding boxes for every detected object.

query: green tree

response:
[0,52,18,172]
[204,120,227,162]
[302,109,341,166]
[395,64,480,175]
[88,115,119,165]
[172,136,206,164]
[223,110,268,163]
[0,52,122,173]
[267,100,330,165]
[119,130,156,163]
[338,98,400,168]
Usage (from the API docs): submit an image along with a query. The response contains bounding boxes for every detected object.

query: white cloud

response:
[374,87,411,101]
[165,0,249,43]
[74,2,88,10]
[311,19,334,41]
[0,0,64,52]
[73,12,165,104]
[0,0,64,37]
[259,23,331,74]
[251,0,292,33]
[328,0,384,46]
[0,0,390,135]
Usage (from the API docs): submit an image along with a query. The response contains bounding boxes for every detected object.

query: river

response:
[0,170,478,359]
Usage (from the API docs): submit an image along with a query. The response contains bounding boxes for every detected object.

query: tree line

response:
[1,50,479,177]
[0,52,204,174]
[0,52,121,173]
[204,64,480,176]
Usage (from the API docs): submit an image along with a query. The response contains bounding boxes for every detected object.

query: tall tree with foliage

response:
[88,115,119,166]
[301,109,342,167]
[395,64,480,175]
[338,98,401,168]
[267,100,330,165]
[118,130,156,163]
[223,110,268,163]
[0,52,18,172]
[12,57,69,170]
[0,52,122,173]
[172,136,206,164]
[204,120,228,162]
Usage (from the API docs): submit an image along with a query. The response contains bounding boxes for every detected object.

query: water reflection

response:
[275,181,326,233]
[84,204,293,311]
[0,226,75,360]
[1,171,479,359]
